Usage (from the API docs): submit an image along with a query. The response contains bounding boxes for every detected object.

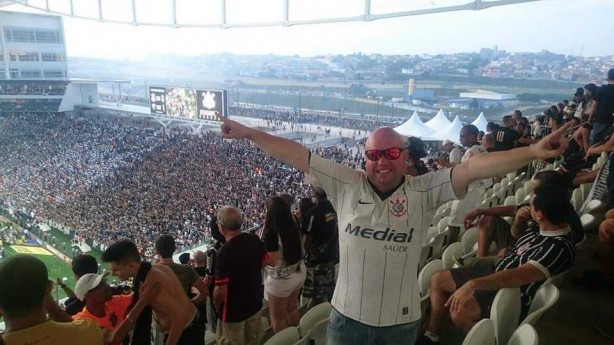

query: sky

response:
[5,0,614,59]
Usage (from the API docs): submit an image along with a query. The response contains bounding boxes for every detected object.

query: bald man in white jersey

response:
[216,113,571,344]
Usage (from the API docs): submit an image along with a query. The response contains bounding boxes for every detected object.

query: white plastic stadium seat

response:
[490,288,521,345]
[419,259,443,297]
[460,227,479,258]
[493,183,502,192]
[571,189,584,212]
[515,188,527,205]
[462,318,496,345]
[264,326,300,345]
[501,177,510,186]
[521,283,559,326]
[438,217,450,234]
[293,333,310,345]
[204,331,217,345]
[419,259,443,315]
[504,196,516,206]
[524,180,534,194]
[580,214,596,230]
[507,324,539,345]
[308,318,329,345]
[484,189,495,198]
[298,302,331,337]
[583,199,605,215]
[441,242,463,269]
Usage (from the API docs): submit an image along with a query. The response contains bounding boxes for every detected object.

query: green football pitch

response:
[4,246,76,301]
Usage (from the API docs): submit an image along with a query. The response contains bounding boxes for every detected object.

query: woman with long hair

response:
[262,196,306,333]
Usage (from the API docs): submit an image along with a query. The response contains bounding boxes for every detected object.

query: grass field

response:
[4,246,76,300]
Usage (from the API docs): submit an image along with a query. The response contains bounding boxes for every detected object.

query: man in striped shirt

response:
[418,183,575,345]
[216,113,572,345]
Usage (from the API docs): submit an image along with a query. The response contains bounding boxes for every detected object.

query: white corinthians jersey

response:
[308,154,458,326]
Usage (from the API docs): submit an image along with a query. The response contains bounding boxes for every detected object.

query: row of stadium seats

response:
[416,151,611,345]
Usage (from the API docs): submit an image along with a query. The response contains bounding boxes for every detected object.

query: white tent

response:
[425,109,452,131]
[471,112,489,132]
[394,111,434,138]
[432,115,464,142]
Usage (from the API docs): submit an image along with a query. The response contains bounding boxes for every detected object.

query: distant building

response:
[0,10,68,79]
[0,11,74,113]
[460,89,517,101]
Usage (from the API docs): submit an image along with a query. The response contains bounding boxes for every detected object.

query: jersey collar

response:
[368,176,406,201]
[540,226,571,237]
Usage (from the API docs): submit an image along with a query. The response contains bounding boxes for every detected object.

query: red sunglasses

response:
[365,148,405,161]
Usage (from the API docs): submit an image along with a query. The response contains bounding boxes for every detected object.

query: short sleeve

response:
[263,227,279,252]
[215,247,229,286]
[526,241,573,278]
[301,210,316,235]
[308,154,362,208]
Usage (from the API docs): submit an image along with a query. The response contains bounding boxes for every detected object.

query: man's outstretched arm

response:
[217,113,310,173]
[451,122,572,196]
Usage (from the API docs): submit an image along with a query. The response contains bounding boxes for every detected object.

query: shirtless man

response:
[102,240,197,345]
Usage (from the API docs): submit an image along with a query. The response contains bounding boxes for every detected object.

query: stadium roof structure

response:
[460,89,517,101]
[394,111,434,138]
[425,109,452,131]
[1,0,541,29]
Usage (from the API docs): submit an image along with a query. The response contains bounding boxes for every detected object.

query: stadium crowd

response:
[0,68,613,345]
[0,82,67,96]
[0,113,362,259]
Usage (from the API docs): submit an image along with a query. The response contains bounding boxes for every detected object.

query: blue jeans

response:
[590,122,612,146]
[326,308,420,345]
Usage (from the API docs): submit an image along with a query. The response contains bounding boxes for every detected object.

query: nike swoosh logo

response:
[358,199,373,204]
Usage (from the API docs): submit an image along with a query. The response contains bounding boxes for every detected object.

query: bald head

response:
[363,127,409,194]
[194,250,206,266]
[365,127,407,150]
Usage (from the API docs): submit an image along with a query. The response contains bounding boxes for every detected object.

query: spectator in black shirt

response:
[301,187,338,309]
[493,116,520,151]
[61,254,99,316]
[464,170,583,261]
[417,184,575,344]
[214,206,264,345]
[589,68,614,145]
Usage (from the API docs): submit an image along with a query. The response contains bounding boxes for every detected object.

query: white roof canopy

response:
[394,111,434,138]
[425,109,452,131]
[471,112,489,132]
[432,115,464,142]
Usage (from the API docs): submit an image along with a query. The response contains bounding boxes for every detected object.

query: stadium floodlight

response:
[2,0,541,29]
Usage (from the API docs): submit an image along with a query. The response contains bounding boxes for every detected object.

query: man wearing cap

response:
[588,68,614,145]
[301,187,339,309]
[73,273,159,345]
[216,112,570,344]
[59,254,99,316]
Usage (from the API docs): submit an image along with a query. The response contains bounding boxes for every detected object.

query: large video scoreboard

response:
[149,86,228,121]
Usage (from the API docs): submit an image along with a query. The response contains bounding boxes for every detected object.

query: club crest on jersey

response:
[515,242,531,256]
[389,196,407,217]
